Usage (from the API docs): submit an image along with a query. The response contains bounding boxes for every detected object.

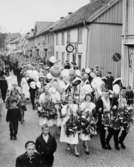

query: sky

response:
[0,0,89,33]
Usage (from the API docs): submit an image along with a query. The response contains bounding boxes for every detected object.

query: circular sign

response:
[112,53,121,62]
[66,43,74,53]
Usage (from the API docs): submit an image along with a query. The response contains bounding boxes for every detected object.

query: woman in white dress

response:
[6,70,18,92]
[60,95,80,157]
[79,94,96,154]
[20,77,30,99]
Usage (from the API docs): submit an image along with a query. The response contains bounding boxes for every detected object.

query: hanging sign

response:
[112,53,121,62]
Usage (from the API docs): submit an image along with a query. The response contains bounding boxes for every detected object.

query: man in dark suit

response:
[35,123,57,167]
[96,96,107,149]
[16,141,41,167]
[106,72,114,90]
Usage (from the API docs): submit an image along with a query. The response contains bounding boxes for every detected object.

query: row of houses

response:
[22,0,134,88]
[26,0,123,77]
[1,0,133,88]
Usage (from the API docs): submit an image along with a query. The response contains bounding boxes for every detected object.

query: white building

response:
[53,0,123,77]
[54,25,87,69]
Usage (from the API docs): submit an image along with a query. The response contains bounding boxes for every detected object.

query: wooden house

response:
[52,0,123,76]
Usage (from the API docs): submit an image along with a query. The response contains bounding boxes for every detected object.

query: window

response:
[67,53,70,62]
[56,51,59,60]
[61,32,65,45]
[72,54,76,64]
[56,33,59,45]
[67,31,70,43]
[62,52,65,64]
[78,27,83,43]
[78,54,82,69]
[48,34,50,44]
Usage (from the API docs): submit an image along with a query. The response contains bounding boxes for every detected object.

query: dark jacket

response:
[6,107,21,122]
[0,76,8,90]
[16,152,41,167]
[96,97,104,127]
[110,96,119,108]
[106,76,114,90]
[126,90,134,105]
[35,134,57,167]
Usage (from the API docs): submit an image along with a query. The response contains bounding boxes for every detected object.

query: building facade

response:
[54,26,87,69]
[53,0,123,77]
[121,0,134,88]
[27,22,54,63]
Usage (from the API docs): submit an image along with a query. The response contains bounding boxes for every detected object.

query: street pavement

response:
[0,103,134,167]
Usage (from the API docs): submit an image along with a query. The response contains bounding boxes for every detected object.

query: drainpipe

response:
[122,0,128,86]
[83,20,90,68]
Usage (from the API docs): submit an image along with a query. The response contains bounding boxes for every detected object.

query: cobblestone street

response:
[0,103,134,167]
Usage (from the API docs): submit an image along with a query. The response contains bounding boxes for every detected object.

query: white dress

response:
[21,77,30,99]
[60,104,79,145]
[79,102,96,141]
[6,73,18,92]
[80,82,93,102]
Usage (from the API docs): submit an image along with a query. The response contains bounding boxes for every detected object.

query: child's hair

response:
[25,141,35,148]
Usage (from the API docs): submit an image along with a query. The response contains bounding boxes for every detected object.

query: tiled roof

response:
[52,0,119,32]
[35,21,54,35]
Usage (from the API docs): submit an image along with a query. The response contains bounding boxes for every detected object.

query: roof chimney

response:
[60,17,64,19]
[89,0,94,3]
[68,12,72,15]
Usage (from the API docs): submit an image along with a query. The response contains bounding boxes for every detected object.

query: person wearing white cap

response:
[48,56,56,67]
[27,79,37,110]
[35,123,57,167]
[80,73,93,102]
[85,68,91,74]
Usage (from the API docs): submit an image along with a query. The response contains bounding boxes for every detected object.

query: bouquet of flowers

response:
[119,106,134,129]
[38,100,57,120]
[78,113,97,136]
[65,114,78,137]
[102,110,111,127]
[110,108,121,130]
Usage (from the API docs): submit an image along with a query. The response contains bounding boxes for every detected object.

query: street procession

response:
[0,52,134,165]
[1,0,134,167]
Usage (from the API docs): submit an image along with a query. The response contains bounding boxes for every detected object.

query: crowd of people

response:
[0,56,134,167]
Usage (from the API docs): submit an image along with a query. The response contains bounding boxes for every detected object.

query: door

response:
[128,46,134,88]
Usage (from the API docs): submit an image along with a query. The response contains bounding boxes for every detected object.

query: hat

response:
[46,73,53,80]
[95,65,99,68]
[30,81,36,89]
[49,56,56,64]
[113,78,121,85]
[72,77,81,86]
[85,68,91,74]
